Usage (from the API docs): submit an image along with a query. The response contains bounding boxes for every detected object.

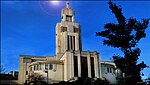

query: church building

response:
[18,2,120,84]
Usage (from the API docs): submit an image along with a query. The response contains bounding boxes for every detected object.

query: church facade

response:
[18,2,121,84]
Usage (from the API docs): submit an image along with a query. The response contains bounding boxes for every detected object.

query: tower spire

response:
[66,1,69,8]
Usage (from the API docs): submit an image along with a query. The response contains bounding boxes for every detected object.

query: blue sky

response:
[1,1,150,79]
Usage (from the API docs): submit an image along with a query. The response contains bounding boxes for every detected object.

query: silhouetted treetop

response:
[97,1,149,51]
[96,1,149,85]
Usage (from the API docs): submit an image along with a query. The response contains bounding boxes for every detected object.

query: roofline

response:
[100,60,116,68]
[20,55,55,58]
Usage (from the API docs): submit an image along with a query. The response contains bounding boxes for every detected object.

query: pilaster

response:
[94,52,100,78]
[77,50,81,77]
[98,53,102,78]
[75,34,79,50]
[64,53,68,81]
[70,51,74,78]
[87,51,91,78]
[64,32,68,52]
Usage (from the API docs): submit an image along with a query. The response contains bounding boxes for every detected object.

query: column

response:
[69,36,71,50]
[62,64,64,81]
[77,51,81,77]
[94,52,100,78]
[87,51,91,78]
[64,53,68,81]
[98,53,102,78]
[64,32,68,51]
[71,51,74,78]
[75,34,79,50]
[63,32,67,53]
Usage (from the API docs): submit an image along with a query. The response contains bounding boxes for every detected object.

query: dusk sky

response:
[1,1,150,79]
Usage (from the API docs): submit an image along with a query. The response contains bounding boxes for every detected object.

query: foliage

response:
[52,77,110,85]
[26,72,47,85]
[91,78,110,85]
[146,76,150,85]
[96,1,149,85]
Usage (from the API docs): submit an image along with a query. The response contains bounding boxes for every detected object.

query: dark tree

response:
[96,1,149,85]
[27,73,47,85]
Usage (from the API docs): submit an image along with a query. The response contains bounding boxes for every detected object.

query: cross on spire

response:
[66,1,69,8]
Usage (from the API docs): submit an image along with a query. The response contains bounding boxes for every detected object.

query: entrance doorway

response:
[81,57,88,77]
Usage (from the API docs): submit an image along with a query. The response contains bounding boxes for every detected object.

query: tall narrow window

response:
[49,64,53,70]
[70,36,72,50]
[110,68,112,73]
[113,68,115,74]
[45,64,48,70]
[81,57,88,77]
[74,56,78,77]
[36,65,39,70]
[39,64,42,70]
[30,67,32,71]
[26,71,28,75]
[67,36,75,50]
[107,67,112,73]
[107,67,109,73]
[73,36,75,50]
[34,65,36,70]
[91,57,95,77]
[67,36,70,50]
[34,65,38,70]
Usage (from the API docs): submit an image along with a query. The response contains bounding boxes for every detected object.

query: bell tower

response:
[61,2,75,22]
[56,2,82,59]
